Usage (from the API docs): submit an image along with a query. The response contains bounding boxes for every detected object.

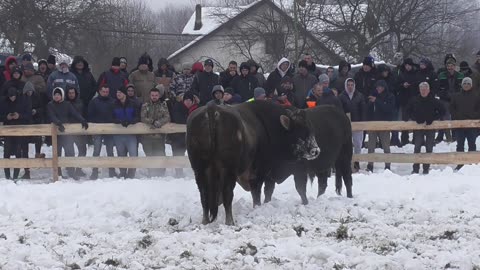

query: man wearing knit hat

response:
[129,53,156,103]
[231,62,258,102]
[459,61,480,94]
[247,87,266,102]
[191,58,220,106]
[171,63,194,100]
[293,60,318,108]
[47,55,56,72]
[450,77,480,171]
[96,57,129,99]
[354,56,377,99]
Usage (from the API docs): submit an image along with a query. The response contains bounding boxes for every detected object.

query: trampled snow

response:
[1,141,480,269]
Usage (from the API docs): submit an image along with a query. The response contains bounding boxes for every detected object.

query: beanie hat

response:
[318,74,330,84]
[138,53,151,66]
[377,64,390,73]
[23,62,35,71]
[119,57,127,64]
[375,80,388,90]
[211,85,224,97]
[298,60,308,69]
[338,60,351,72]
[254,87,266,99]
[403,58,415,66]
[462,77,473,85]
[22,54,32,62]
[239,62,250,71]
[112,57,121,67]
[12,67,23,77]
[204,59,214,67]
[47,55,56,65]
[362,56,374,68]
[118,85,128,96]
[23,81,35,94]
[183,91,195,102]
[38,59,48,67]
[459,61,470,70]
[7,87,18,97]
[224,87,234,95]
[444,54,456,65]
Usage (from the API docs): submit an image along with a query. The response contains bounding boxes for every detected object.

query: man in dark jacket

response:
[37,59,51,83]
[231,62,258,102]
[47,87,88,180]
[396,58,419,146]
[377,63,401,146]
[219,61,238,88]
[303,53,322,77]
[190,59,220,106]
[339,78,367,172]
[2,67,25,97]
[112,86,140,179]
[366,80,395,172]
[223,87,242,105]
[66,85,88,178]
[354,56,377,99]
[265,57,293,97]
[406,82,446,174]
[246,59,265,87]
[293,60,318,108]
[459,61,480,94]
[119,57,129,76]
[1,87,31,180]
[333,60,351,94]
[88,85,116,179]
[24,82,46,160]
[70,56,97,115]
[97,57,129,99]
[436,56,464,143]
[306,81,343,110]
[46,58,80,100]
[450,77,480,171]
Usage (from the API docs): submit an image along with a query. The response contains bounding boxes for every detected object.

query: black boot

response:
[109,169,118,178]
[20,169,30,179]
[76,168,86,177]
[454,165,464,171]
[353,162,360,173]
[13,169,20,180]
[367,164,373,172]
[4,169,11,180]
[90,168,99,180]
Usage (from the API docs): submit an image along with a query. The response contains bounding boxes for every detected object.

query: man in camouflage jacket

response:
[141,85,171,177]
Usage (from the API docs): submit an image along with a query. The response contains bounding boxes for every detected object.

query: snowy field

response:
[1,140,480,269]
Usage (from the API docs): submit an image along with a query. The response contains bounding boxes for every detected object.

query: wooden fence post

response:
[51,124,59,182]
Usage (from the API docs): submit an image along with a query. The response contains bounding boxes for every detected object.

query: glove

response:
[121,121,129,128]
[153,120,162,128]
[57,123,65,132]
[82,121,89,130]
[426,120,433,125]
[416,119,423,124]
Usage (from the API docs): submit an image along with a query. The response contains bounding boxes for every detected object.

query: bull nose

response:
[310,147,320,158]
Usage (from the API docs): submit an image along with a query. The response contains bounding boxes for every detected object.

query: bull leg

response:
[317,170,329,197]
[335,163,343,196]
[337,146,354,198]
[341,162,353,198]
[249,178,262,207]
[194,170,210,225]
[294,171,309,205]
[263,179,275,204]
[223,173,236,226]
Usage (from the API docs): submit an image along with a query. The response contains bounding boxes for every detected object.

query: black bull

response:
[186,101,320,225]
[268,105,353,204]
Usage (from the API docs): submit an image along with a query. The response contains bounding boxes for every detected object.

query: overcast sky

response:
[144,0,193,10]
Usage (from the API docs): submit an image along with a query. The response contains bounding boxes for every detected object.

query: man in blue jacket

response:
[366,80,395,172]
[46,58,80,100]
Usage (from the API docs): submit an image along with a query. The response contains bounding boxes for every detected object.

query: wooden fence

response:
[0,120,479,181]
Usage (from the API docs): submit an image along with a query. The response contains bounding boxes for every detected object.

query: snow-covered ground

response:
[1,140,480,269]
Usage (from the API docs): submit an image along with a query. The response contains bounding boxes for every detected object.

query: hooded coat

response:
[246,59,266,87]
[47,88,85,125]
[1,68,25,97]
[396,59,419,107]
[190,69,220,106]
[65,87,84,123]
[339,79,367,122]
[70,56,97,108]
[23,82,45,124]
[366,81,396,121]
[265,58,293,97]
[333,60,352,93]
[47,68,80,100]
[416,60,438,95]
[154,58,174,78]
[2,56,17,82]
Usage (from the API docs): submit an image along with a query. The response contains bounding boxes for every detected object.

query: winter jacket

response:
[354,68,377,99]
[339,90,367,122]
[66,90,84,123]
[305,91,343,110]
[1,77,25,97]
[437,71,464,102]
[225,94,242,105]
[460,68,480,94]
[47,88,85,125]
[46,70,80,100]
[22,73,46,96]
[141,99,171,137]
[170,101,198,124]
[154,58,174,78]
[112,98,140,124]
[396,66,419,107]
[450,90,480,120]
[292,72,318,108]
[88,95,115,123]
[405,94,445,124]
[128,70,156,103]
[170,73,194,97]
[190,71,220,106]
[231,74,258,102]
[416,67,438,96]
[246,60,265,87]
[1,95,31,125]
[366,90,396,121]
[70,57,97,107]
[265,58,293,97]
[97,68,129,99]
[2,56,17,82]
[220,70,238,88]
[23,82,45,124]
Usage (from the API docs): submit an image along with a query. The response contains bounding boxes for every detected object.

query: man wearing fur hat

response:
[129,53,156,103]
[141,86,171,177]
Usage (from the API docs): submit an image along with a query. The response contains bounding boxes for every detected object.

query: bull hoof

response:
[335,188,342,196]
[347,193,353,198]
[264,198,271,204]
[301,199,309,205]
[317,189,326,198]
[225,218,235,226]
[202,218,209,225]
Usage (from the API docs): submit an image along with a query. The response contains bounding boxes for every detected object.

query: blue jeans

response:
[113,135,138,178]
[456,129,477,152]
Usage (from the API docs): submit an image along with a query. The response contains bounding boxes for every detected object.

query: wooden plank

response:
[352,152,480,164]
[58,123,187,135]
[0,158,52,168]
[351,120,480,131]
[0,124,52,136]
[58,156,191,168]
[51,124,59,182]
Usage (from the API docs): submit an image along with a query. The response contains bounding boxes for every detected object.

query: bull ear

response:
[280,115,291,130]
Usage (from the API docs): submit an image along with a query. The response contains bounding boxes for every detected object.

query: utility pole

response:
[293,0,299,61]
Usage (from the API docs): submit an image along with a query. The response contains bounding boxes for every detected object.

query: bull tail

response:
[206,104,220,222]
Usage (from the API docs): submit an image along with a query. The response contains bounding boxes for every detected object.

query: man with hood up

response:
[1,87,31,180]
[47,87,88,180]
[24,81,46,161]
[2,56,18,83]
[207,85,226,106]
[2,67,25,97]
[129,53,156,103]
[70,56,97,114]
[354,56,377,99]
[459,61,480,94]
[333,60,352,94]
[47,58,80,100]
[246,59,265,87]
[231,62,258,102]
[154,57,175,90]
[339,78,367,172]
[66,84,88,178]
[36,59,51,83]
[265,57,293,97]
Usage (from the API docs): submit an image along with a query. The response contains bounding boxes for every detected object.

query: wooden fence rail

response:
[0,120,479,181]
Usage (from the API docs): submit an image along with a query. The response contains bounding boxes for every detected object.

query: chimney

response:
[194,4,203,31]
